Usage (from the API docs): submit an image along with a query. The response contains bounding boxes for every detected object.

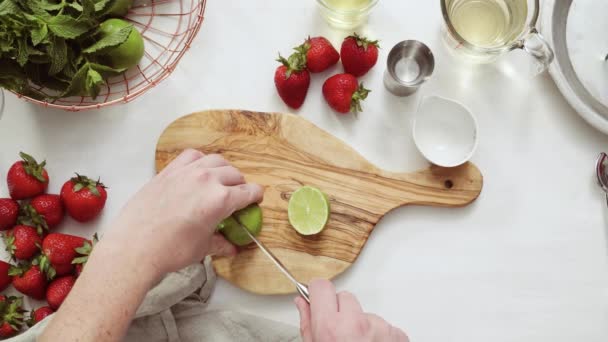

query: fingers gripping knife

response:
[236,220,310,303]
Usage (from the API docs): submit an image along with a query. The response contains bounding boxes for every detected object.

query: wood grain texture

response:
[155,110,483,294]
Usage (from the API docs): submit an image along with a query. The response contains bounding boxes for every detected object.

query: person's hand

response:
[100,149,263,280]
[295,279,408,342]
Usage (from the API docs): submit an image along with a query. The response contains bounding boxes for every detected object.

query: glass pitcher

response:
[441,0,554,73]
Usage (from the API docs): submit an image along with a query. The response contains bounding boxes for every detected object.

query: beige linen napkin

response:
[8,257,300,342]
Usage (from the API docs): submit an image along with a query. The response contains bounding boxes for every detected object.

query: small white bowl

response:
[412,96,478,167]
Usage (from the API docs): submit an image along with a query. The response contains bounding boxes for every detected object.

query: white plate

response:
[541,0,608,134]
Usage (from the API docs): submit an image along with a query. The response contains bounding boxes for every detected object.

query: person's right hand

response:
[295,279,409,342]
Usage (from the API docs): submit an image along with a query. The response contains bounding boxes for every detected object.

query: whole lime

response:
[107,0,134,17]
[217,204,263,246]
[98,18,144,70]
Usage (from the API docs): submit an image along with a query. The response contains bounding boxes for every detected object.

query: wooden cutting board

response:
[155,110,483,294]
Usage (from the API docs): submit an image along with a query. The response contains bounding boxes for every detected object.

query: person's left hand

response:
[98,149,264,281]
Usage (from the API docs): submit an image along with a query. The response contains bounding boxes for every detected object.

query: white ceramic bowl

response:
[413,96,478,167]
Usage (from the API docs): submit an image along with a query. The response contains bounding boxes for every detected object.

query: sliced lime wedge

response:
[288,186,330,235]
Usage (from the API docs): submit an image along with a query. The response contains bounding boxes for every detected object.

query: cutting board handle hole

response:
[444,180,454,189]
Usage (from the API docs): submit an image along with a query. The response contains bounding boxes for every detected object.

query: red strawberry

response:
[340,33,379,77]
[4,225,42,261]
[9,264,47,300]
[7,152,49,200]
[0,199,19,231]
[30,194,64,229]
[46,275,76,310]
[274,45,311,109]
[42,233,88,266]
[305,36,340,73]
[0,296,24,338]
[322,74,370,113]
[27,306,54,326]
[53,263,74,277]
[74,263,84,277]
[61,174,107,222]
[0,261,12,292]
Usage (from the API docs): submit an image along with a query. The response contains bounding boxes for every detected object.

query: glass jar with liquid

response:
[441,0,554,73]
[317,0,379,29]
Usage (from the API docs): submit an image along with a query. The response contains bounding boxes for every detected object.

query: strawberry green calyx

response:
[3,234,16,261]
[1,296,24,331]
[7,264,25,278]
[71,174,106,197]
[350,83,371,113]
[277,42,309,79]
[17,204,48,235]
[349,33,380,51]
[32,255,56,281]
[19,152,47,183]
[72,233,98,265]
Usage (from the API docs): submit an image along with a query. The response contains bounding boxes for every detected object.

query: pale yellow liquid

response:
[447,0,527,48]
[324,0,371,11]
[320,0,373,29]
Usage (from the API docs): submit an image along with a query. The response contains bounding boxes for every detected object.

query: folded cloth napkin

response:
[9,257,301,342]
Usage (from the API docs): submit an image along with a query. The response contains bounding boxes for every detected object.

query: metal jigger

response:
[384,40,435,96]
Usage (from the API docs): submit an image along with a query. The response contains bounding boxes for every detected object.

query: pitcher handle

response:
[519,28,554,74]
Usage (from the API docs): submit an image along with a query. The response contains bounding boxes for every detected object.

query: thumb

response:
[207,233,237,257]
[294,297,313,342]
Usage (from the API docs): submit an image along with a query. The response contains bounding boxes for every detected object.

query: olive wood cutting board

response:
[155,110,483,294]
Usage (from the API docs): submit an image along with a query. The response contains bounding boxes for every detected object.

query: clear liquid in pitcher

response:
[447,0,528,48]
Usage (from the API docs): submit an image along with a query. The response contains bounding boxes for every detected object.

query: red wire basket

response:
[12,0,207,112]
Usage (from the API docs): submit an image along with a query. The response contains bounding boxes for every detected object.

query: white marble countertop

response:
[1,1,607,341]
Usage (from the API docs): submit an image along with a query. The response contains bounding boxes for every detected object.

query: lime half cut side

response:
[288,186,330,235]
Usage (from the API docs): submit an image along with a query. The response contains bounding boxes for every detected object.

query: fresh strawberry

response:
[340,33,379,77]
[61,174,107,222]
[274,45,311,109]
[27,306,54,327]
[52,263,74,277]
[0,199,19,231]
[46,275,76,310]
[74,263,84,277]
[42,233,88,266]
[322,73,370,113]
[40,233,91,277]
[7,152,49,200]
[29,194,65,229]
[0,261,12,292]
[9,263,48,300]
[0,296,24,338]
[4,225,42,261]
[305,36,340,73]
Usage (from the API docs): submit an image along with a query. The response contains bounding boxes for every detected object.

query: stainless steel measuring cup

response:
[383,40,435,97]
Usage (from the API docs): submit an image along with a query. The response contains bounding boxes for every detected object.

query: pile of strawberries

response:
[274,33,379,114]
[0,152,107,338]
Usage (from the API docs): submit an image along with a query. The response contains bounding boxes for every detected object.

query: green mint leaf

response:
[85,68,104,99]
[83,24,132,54]
[96,0,116,13]
[88,63,126,75]
[30,24,48,46]
[80,0,95,21]
[0,0,18,15]
[68,2,83,11]
[47,15,90,39]
[25,0,53,19]
[16,37,28,67]
[60,63,89,97]
[37,0,65,11]
[46,35,67,75]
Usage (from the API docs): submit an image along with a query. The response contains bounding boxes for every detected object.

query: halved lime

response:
[288,186,330,235]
